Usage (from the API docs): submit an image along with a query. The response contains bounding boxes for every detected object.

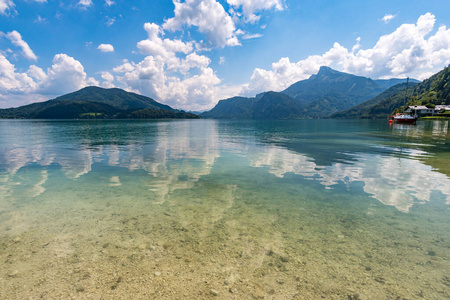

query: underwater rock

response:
[280,255,289,262]
[348,293,368,300]
[7,270,19,277]
[75,285,85,292]
[210,289,219,296]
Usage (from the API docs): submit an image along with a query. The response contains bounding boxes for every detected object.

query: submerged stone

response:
[210,289,219,296]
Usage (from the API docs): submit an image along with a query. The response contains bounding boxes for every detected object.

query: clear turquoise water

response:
[0,119,449,299]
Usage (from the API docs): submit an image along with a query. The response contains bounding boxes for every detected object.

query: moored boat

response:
[390,113,418,124]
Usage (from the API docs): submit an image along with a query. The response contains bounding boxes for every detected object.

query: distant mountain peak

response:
[318,66,333,73]
[316,66,346,77]
[77,86,107,92]
[76,86,125,93]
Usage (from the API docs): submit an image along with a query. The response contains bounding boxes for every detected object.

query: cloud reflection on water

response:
[0,120,449,212]
[249,145,450,212]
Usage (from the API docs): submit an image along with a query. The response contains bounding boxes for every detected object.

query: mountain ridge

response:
[330,82,416,119]
[200,92,306,119]
[53,86,174,111]
[0,86,199,119]
[202,67,415,119]
[331,65,450,119]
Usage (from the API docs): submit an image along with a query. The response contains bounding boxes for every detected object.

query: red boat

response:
[389,113,418,124]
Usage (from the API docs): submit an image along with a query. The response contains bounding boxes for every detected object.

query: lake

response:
[0,119,449,299]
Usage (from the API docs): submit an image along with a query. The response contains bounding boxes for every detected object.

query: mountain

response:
[54,86,173,111]
[374,78,417,90]
[331,65,450,119]
[282,67,379,103]
[201,96,255,119]
[0,86,199,119]
[201,92,305,119]
[281,66,417,118]
[202,67,413,119]
[253,92,305,119]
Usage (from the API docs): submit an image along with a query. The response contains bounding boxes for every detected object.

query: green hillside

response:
[331,65,450,119]
[201,96,255,119]
[54,86,173,111]
[409,66,450,105]
[253,92,305,119]
[32,101,121,119]
[0,86,199,119]
[128,108,199,119]
[330,82,415,119]
[201,92,304,119]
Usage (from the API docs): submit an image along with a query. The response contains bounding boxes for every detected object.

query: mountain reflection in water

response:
[1,119,449,213]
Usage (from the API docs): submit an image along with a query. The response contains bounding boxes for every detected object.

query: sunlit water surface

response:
[0,119,449,299]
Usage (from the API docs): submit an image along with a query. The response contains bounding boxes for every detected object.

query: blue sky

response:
[1,0,450,110]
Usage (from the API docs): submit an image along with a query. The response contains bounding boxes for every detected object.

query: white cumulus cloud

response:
[241,44,347,95]
[136,23,194,72]
[0,53,98,103]
[0,0,15,15]
[101,71,115,88]
[138,23,192,56]
[114,55,220,110]
[5,30,38,61]
[113,59,134,73]
[242,13,450,96]
[77,0,92,9]
[97,44,115,52]
[38,54,98,94]
[180,52,211,73]
[227,0,285,23]
[163,0,239,48]
[101,71,114,82]
[0,53,37,94]
[382,14,396,24]
[112,22,221,110]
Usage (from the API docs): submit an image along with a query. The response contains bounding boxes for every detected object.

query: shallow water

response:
[0,119,449,299]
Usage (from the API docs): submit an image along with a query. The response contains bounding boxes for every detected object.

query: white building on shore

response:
[406,105,450,116]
